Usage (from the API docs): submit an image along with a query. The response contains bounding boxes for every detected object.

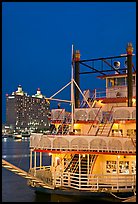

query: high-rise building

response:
[6,85,50,132]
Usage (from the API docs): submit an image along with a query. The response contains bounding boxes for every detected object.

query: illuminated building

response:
[6,85,50,131]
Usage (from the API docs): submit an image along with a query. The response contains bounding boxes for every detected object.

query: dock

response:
[2,159,54,189]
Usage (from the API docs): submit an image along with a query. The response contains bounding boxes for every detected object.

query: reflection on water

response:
[34,191,120,202]
[2,137,120,202]
[34,192,82,202]
[2,154,30,159]
[34,192,83,202]
[35,192,79,202]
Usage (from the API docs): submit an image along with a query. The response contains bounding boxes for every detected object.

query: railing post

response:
[116,156,119,190]
[34,151,36,176]
[53,168,56,187]
[133,174,136,194]
[40,152,42,169]
[79,154,81,189]
[117,175,119,190]
[60,172,62,186]
[68,172,71,187]
[30,149,32,169]
[97,176,99,190]
[87,154,89,175]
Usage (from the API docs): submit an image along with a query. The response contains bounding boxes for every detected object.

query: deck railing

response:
[53,172,136,192]
[30,134,136,154]
[31,167,136,192]
[94,85,136,99]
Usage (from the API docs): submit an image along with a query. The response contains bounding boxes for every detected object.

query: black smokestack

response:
[74,50,80,108]
[126,42,133,107]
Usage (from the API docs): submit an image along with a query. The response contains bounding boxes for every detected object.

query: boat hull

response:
[22,134,30,138]
[31,186,135,202]
[12,135,22,139]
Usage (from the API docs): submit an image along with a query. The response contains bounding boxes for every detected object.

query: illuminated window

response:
[119,161,129,174]
[106,161,117,174]
[131,161,136,174]
[112,129,122,136]
[127,129,136,137]
[107,78,115,87]
[114,77,126,86]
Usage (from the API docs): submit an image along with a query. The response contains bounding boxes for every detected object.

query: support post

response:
[79,154,81,189]
[34,151,36,176]
[40,152,42,169]
[87,154,89,175]
[30,149,32,169]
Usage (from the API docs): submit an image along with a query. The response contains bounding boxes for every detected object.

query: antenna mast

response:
[71,44,74,132]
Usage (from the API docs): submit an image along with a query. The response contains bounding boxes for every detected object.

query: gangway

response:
[2,159,54,189]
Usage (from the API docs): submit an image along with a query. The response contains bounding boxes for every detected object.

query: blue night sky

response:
[2,2,136,123]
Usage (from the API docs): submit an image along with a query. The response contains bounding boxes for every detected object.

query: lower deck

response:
[28,167,136,193]
[28,152,136,194]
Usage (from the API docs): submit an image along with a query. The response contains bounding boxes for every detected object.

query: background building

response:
[6,85,50,132]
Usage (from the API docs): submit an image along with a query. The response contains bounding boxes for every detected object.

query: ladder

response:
[87,106,102,134]
[96,106,114,136]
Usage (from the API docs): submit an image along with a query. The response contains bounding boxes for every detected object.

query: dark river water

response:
[2,137,121,202]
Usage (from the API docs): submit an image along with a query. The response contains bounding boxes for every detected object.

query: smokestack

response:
[74,50,80,108]
[126,42,133,107]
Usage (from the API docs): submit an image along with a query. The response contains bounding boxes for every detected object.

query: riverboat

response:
[21,131,30,139]
[27,43,136,201]
[12,133,22,139]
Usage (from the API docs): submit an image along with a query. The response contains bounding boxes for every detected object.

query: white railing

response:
[51,171,136,192]
[113,107,136,120]
[49,103,136,124]
[30,134,136,154]
[73,106,136,122]
[94,85,136,99]
[29,166,136,192]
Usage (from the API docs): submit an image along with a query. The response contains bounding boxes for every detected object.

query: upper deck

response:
[30,104,136,154]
